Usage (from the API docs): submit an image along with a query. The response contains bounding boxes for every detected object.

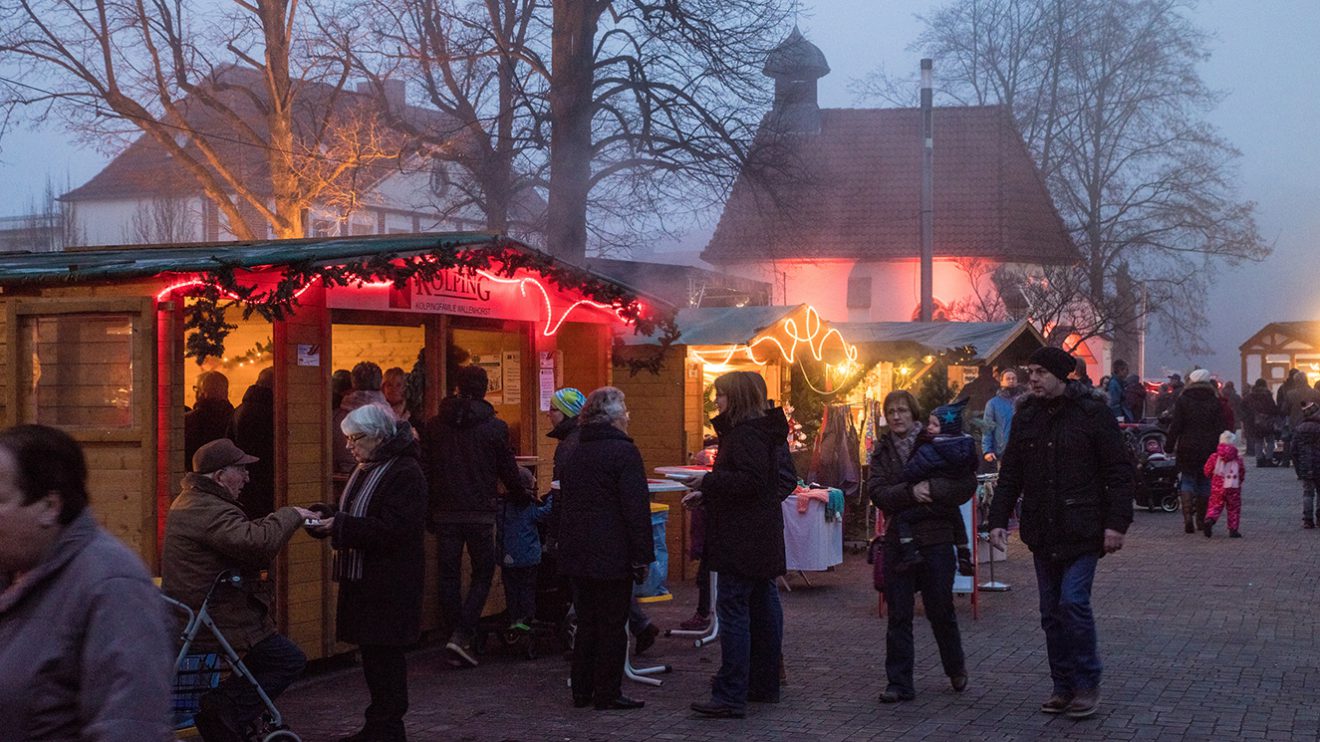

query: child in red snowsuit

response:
[1203,431,1245,538]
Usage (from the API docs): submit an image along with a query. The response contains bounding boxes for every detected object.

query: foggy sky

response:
[0,0,1316,383]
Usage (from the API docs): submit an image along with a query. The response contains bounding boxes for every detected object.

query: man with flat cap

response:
[987,346,1135,720]
[162,439,319,742]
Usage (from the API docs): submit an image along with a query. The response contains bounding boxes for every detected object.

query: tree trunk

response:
[545,0,604,263]
[261,0,302,239]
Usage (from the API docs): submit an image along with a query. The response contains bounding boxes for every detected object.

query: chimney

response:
[919,58,934,322]
[356,79,407,110]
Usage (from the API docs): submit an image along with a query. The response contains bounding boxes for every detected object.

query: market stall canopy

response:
[833,319,1045,367]
[624,303,856,364]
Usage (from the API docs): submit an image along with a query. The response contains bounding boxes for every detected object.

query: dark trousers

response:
[502,565,538,623]
[882,543,965,696]
[1033,552,1103,693]
[204,633,306,730]
[570,577,632,704]
[710,572,783,710]
[436,522,496,640]
[359,644,408,739]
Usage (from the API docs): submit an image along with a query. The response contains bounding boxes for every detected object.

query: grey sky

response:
[1,0,1317,382]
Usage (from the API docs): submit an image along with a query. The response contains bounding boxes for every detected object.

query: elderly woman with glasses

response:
[555,386,655,711]
[309,404,426,742]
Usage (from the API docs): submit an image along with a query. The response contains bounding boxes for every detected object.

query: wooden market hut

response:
[833,319,1047,401]
[0,232,671,660]
[1239,321,1320,391]
[613,303,856,580]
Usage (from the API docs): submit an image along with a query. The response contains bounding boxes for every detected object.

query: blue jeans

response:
[710,572,783,710]
[1033,552,1102,693]
[204,633,306,729]
[436,523,496,641]
[882,543,965,695]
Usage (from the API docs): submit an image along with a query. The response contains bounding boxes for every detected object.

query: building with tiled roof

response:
[702,31,1079,325]
[60,67,538,246]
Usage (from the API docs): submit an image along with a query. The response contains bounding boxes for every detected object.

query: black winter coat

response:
[867,432,974,548]
[555,422,655,581]
[988,382,1135,562]
[227,383,275,518]
[184,397,234,471]
[423,396,527,526]
[329,424,427,646]
[702,410,793,580]
[548,414,581,483]
[1167,382,1231,476]
[1292,411,1320,480]
[1242,388,1281,438]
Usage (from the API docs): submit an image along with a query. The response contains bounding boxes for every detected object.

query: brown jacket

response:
[161,473,302,652]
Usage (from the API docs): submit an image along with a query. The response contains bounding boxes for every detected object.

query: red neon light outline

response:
[156,268,636,337]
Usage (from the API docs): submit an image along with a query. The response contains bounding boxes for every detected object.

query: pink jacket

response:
[1203,443,1244,496]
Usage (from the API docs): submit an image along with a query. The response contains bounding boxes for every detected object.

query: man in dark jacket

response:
[423,364,527,668]
[162,439,317,742]
[1290,402,1320,528]
[1166,369,1231,533]
[227,367,275,518]
[185,370,235,471]
[988,346,1135,720]
[1242,378,1281,460]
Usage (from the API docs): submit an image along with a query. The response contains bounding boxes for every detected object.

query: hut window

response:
[19,314,135,428]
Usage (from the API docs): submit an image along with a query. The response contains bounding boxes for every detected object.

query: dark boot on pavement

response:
[633,623,659,655]
[1040,692,1073,714]
[1065,687,1100,719]
[1180,494,1195,533]
[1203,518,1214,538]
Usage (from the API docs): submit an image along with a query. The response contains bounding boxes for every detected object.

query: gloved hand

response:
[630,563,649,585]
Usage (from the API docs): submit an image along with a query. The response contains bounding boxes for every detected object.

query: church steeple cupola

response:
[763,26,830,134]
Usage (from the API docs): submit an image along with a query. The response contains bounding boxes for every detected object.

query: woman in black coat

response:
[865,389,973,703]
[310,404,426,742]
[682,371,792,719]
[556,386,655,711]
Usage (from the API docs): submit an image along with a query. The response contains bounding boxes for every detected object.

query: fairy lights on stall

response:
[687,305,859,372]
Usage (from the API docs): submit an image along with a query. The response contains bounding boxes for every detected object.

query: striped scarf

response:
[331,457,396,582]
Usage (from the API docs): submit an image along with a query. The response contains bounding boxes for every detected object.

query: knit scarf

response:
[892,427,920,463]
[331,457,395,582]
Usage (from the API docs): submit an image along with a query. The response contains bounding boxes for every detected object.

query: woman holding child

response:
[865,390,976,704]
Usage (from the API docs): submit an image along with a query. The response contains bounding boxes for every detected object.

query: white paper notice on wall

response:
[539,368,556,411]
[502,350,522,407]
[297,344,320,367]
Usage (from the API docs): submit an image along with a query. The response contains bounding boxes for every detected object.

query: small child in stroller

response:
[1138,438,1180,512]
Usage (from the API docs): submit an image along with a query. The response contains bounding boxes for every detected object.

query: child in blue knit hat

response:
[893,399,978,574]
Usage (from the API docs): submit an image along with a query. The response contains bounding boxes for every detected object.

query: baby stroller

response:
[1134,438,1180,513]
[161,571,300,742]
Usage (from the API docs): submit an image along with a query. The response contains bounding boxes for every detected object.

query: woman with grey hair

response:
[308,404,426,741]
[555,386,655,710]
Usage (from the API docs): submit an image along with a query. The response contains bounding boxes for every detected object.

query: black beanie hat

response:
[1028,346,1076,382]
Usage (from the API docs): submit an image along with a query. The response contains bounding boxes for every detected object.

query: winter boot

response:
[1180,493,1195,533]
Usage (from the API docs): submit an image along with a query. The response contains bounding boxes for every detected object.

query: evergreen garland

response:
[178,237,679,374]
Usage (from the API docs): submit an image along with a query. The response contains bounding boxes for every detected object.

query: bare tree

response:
[0,0,400,240]
[126,197,194,244]
[857,0,1269,353]
[345,0,795,261]
[338,0,544,236]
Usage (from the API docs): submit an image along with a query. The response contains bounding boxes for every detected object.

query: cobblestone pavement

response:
[278,464,1320,741]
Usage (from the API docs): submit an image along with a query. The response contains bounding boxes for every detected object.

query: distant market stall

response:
[0,232,672,660]
[1239,321,1320,390]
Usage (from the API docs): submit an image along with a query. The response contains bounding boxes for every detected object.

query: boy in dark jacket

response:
[1290,402,1320,528]
[895,399,977,574]
[423,365,529,668]
[499,467,553,631]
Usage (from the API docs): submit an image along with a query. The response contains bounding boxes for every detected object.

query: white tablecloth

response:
[782,495,844,571]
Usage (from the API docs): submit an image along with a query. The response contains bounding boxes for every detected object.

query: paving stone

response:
[275,464,1319,740]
